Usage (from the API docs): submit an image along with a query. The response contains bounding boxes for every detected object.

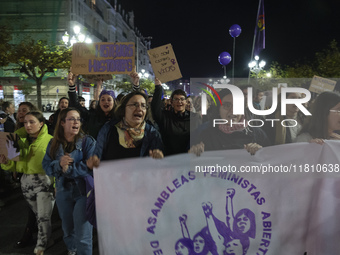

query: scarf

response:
[218,116,248,134]
[115,119,145,148]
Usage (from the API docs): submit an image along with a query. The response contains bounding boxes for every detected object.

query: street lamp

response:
[248,55,266,78]
[138,69,150,79]
[62,25,92,47]
[62,25,92,95]
[220,76,230,84]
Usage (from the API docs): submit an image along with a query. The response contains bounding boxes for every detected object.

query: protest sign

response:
[71,42,135,75]
[309,75,336,94]
[94,141,340,255]
[148,44,182,83]
[82,74,113,84]
[0,132,19,161]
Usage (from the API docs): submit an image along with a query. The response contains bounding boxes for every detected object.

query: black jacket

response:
[193,123,271,151]
[151,85,201,156]
[4,114,16,133]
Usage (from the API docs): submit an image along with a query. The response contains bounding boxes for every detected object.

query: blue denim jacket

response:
[94,119,163,159]
[42,135,96,195]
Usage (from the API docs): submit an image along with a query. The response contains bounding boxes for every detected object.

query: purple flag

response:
[254,0,265,57]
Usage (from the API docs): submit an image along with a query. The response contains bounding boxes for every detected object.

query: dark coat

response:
[4,114,16,133]
[151,85,201,156]
[93,119,163,160]
[193,123,271,151]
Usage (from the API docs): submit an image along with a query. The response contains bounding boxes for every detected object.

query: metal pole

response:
[232,37,236,84]
[248,0,262,83]
[136,38,139,72]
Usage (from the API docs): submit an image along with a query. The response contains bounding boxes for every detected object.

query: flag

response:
[254,0,265,57]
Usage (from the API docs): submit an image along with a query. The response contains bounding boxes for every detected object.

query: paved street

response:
[0,187,99,255]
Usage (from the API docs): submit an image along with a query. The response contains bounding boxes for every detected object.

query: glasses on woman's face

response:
[329,110,340,114]
[221,102,233,110]
[65,118,82,123]
[126,103,148,110]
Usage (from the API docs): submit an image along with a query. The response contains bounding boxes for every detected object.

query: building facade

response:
[0,0,153,109]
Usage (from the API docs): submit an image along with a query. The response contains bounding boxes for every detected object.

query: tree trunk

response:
[36,78,42,110]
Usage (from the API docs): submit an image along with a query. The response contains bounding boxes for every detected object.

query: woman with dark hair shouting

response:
[43,108,95,255]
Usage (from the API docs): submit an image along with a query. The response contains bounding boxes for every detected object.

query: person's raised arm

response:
[151,78,164,123]
[67,70,89,120]
[94,79,103,102]
[179,215,190,239]
[226,188,235,231]
[129,66,140,91]
[202,202,225,253]
[67,70,79,107]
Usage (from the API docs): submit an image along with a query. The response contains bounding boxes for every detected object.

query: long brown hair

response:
[15,102,38,130]
[49,107,84,159]
[299,91,340,139]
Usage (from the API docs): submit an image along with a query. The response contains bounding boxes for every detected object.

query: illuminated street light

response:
[73,25,81,35]
[138,69,150,79]
[62,25,92,47]
[61,26,92,96]
[248,55,266,78]
[162,83,169,90]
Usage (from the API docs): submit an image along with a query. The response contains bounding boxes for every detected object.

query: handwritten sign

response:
[82,74,113,83]
[0,132,19,161]
[71,42,135,75]
[309,75,336,94]
[148,44,182,83]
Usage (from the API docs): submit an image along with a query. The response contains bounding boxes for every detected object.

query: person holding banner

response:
[262,92,303,145]
[42,108,95,255]
[295,91,340,143]
[190,89,270,156]
[86,90,164,168]
[151,78,201,156]
[0,111,54,255]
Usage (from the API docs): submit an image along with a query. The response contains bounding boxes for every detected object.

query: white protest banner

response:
[309,75,336,94]
[94,141,340,255]
[71,42,135,75]
[148,44,182,83]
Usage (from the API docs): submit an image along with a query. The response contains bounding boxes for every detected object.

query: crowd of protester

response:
[0,72,339,255]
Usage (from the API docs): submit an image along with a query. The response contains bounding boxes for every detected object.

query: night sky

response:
[119,0,340,79]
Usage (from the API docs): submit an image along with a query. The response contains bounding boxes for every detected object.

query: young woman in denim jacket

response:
[42,108,96,255]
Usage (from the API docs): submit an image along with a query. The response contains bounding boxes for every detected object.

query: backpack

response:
[82,136,97,228]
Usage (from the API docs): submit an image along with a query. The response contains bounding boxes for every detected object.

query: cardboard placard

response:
[71,42,135,75]
[309,75,336,94]
[82,74,113,84]
[0,132,19,161]
[148,44,182,83]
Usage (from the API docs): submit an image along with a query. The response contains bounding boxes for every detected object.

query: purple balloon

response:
[218,52,232,66]
[229,24,242,38]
